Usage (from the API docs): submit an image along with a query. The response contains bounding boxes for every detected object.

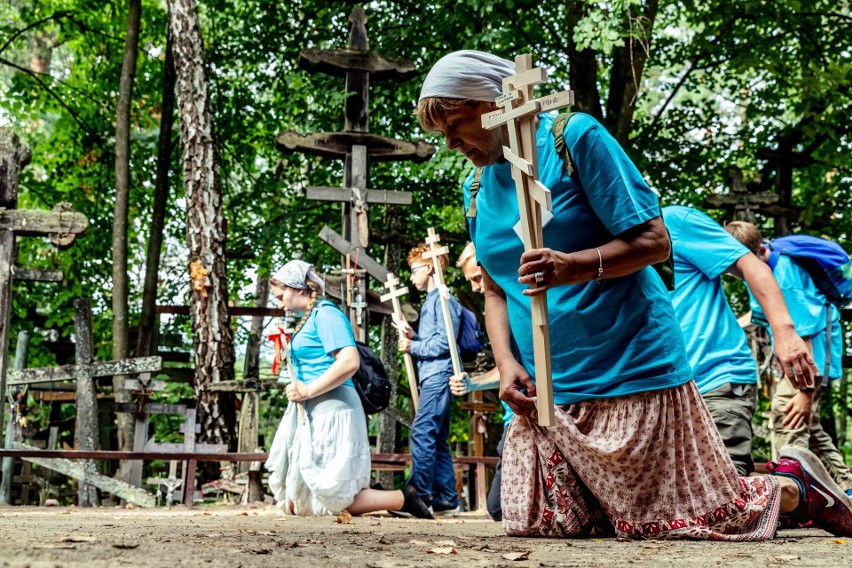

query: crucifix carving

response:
[422,228,464,379]
[380,273,418,409]
[276,6,435,342]
[0,130,88,432]
[480,54,574,427]
[704,165,801,227]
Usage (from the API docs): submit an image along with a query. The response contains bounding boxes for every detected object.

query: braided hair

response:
[292,280,322,336]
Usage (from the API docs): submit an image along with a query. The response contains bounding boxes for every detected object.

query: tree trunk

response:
[137,27,177,358]
[564,1,603,122]
[112,0,141,467]
[242,271,269,380]
[169,0,235,447]
[604,0,659,147]
[376,206,403,489]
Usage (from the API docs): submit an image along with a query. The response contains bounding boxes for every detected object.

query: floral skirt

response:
[502,380,781,540]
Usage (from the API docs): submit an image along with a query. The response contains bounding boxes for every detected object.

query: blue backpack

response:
[767,235,852,308]
[457,306,485,362]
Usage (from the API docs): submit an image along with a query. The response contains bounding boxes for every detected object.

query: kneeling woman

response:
[265,260,432,518]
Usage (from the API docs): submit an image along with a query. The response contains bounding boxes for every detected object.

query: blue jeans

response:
[407,373,458,507]
[486,424,507,521]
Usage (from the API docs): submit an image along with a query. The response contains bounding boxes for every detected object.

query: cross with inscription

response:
[480,54,574,427]
[0,130,89,432]
[276,7,435,341]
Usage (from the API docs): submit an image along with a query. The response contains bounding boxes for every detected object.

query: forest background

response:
[1,0,850,471]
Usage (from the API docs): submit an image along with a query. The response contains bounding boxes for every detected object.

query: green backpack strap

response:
[551,111,675,291]
[551,112,576,177]
[466,167,484,219]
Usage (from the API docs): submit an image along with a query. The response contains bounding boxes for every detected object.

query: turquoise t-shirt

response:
[750,256,843,379]
[290,300,356,389]
[464,112,691,405]
[500,401,514,426]
[663,205,757,393]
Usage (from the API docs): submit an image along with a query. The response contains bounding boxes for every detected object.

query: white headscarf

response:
[271,260,324,292]
[419,50,515,102]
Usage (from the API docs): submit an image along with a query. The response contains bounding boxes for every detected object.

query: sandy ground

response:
[0,505,849,567]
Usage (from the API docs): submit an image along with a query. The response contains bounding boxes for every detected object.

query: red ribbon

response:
[268,326,290,376]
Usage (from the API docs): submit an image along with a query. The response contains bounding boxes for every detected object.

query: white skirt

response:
[265,385,371,515]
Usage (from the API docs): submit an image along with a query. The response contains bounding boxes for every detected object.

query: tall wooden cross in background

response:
[0,130,88,431]
[480,54,574,427]
[276,6,435,341]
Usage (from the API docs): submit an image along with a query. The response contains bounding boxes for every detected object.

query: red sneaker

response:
[766,445,852,537]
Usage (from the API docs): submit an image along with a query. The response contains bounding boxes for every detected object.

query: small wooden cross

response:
[479,54,574,427]
[380,273,419,410]
[422,227,463,378]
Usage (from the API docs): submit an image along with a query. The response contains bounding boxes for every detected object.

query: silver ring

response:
[534,271,544,284]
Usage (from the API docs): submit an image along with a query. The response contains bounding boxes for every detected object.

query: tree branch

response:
[0,56,98,139]
[0,11,70,55]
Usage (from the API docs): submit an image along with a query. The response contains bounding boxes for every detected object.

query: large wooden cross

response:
[480,54,574,427]
[8,298,162,505]
[0,130,89,432]
[422,228,464,378]
[380,273,419,410]
[276,7,435,342]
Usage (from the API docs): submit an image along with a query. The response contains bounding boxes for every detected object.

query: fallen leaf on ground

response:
[60,536,97,543]
[112,543,139,550]
[336,510,352,524]
[429,546,457,555]
[833,539,845,545]
[238,512,248,516]
[501,551,530,561]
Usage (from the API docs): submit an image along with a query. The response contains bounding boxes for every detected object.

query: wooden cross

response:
[7,298,163,504]
[422,228,463,378]
[277,7,436,342]
[0,130,89,432]
[380,273,419,410]
[479,54,574,427]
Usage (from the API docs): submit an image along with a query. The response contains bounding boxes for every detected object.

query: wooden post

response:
[0,131,30,433]
[182,408,198,507]
[422,228,463,377]
[236,392,259,476]
[0,331,29,505]
[380,273,418,410]
[479,55,574,426]
[74,298,99,506]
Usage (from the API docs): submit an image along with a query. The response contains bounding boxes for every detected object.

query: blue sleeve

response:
[409,292,461,359]
[773,257,826,338]
[314,304,356,354]
[564,114,660,236]
[676,209,749,279]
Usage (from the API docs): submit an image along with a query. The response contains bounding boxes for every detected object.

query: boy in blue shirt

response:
[726,221,852,494]
[664,206,816,475]
[397,243,462,515]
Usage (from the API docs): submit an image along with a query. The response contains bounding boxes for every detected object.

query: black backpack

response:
[457,306,485,362]
[352,341,392,414]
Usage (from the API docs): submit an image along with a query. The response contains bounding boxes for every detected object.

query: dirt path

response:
[0,505,849,567]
